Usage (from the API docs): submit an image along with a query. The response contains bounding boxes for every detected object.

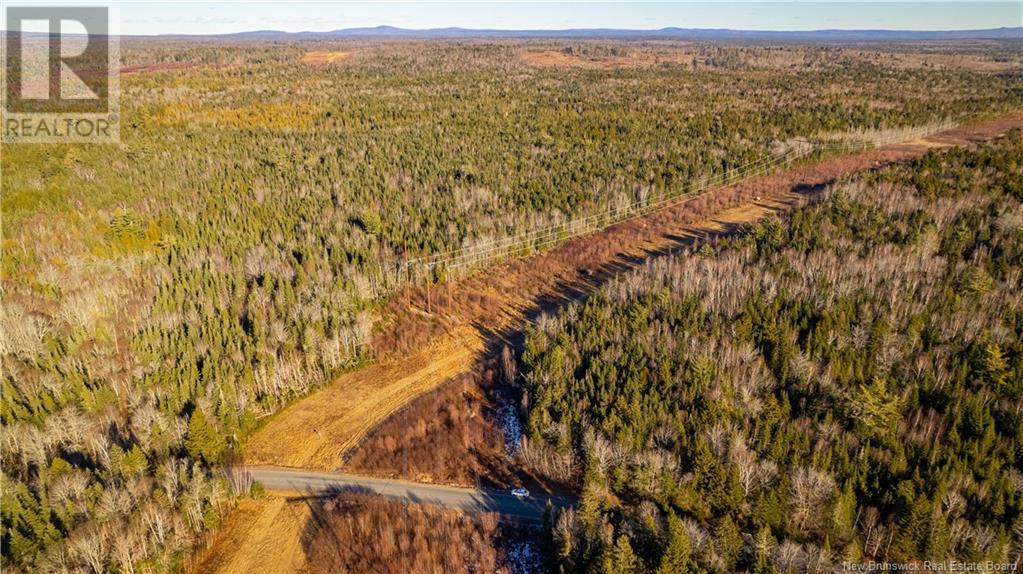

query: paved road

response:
[245,466,572,523]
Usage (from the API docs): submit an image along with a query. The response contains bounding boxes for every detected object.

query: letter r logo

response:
[5,6,110,114]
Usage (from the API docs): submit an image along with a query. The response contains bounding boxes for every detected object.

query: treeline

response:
[520,133,1023,572]
[1,40,1020,571]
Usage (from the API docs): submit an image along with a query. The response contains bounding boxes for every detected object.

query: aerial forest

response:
[2,39,1021,571]
[520,133,1023,572]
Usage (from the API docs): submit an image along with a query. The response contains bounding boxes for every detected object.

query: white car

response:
[511,487,530,499]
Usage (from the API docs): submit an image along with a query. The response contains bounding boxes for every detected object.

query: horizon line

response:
[8,24,1016,38]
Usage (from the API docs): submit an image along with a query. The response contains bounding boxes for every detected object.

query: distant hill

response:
[211,25,1023,41]
[6,26,1021,42]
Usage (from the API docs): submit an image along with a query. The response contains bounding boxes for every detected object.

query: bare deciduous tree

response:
[790,467,836,535]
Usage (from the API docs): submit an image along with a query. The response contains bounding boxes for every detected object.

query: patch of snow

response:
[498,402,523,456]
[505,539,545,574]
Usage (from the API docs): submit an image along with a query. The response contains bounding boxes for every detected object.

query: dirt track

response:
[193,111,1023,574]
[244,325,483,470]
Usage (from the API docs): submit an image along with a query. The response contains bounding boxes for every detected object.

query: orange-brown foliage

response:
[301,50,351,64]
[304,494,502,574]
[344,367,517,486]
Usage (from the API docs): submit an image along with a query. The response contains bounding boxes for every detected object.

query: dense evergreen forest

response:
[2,39,1021,571]
[520,133,1023,572]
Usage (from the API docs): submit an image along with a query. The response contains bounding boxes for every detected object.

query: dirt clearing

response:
[243,325,483,470]
[301,50,351,65]
[191,497,311,574]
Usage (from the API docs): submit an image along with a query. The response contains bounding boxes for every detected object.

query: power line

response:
[380,116,965,288]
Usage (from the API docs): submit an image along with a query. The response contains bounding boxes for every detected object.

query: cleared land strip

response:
[372,111,1023,360]
[246,466,571,523]
[198,112,1023,574]
[401,120,954,278]
[244,111,1023,475]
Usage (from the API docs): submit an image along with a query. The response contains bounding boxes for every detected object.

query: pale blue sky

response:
[5,1,1022,35]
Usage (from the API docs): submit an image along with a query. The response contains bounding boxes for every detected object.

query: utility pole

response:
[405,260,412,308]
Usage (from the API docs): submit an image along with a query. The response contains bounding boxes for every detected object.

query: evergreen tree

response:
[602,534,639,574]
[186,409,226,464]
[657,512,692,574]
[714,515,743,570]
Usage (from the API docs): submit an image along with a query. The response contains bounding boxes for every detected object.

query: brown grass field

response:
[193,111,1023,574]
